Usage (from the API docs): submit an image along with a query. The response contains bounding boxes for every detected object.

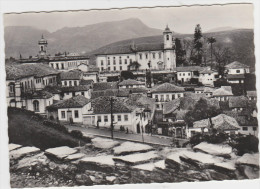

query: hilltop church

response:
[95,25,176,72]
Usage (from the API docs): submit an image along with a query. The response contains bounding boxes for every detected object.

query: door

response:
[137,124,140,133]
[67,111,73,123]
[83,116,92,125]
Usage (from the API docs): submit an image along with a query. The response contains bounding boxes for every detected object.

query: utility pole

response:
[108,97,115,139]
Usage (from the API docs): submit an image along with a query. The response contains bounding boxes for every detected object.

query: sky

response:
[4,3,254,34]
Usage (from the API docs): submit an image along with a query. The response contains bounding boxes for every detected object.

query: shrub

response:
[70,130,83,139]
[43,120,68,134]
[189,132,229,147]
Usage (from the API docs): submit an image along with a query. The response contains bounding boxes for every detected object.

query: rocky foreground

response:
[9,138,259,188]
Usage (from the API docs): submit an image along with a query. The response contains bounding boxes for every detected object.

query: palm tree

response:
[207,37,216,68]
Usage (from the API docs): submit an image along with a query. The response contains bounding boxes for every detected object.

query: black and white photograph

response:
[1,0,259,188]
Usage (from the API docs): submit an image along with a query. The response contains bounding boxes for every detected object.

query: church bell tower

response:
[38,34,48,59]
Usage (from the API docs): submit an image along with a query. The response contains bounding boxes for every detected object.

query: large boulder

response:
[165,149,190,169]
[16,152,48,170]
[113,142,153,156]
[10,146,41,160]
[91,137,119,149]
[242,165,260,179]
[75,174,93,186]
[193,142,232,158]
[236,153,259,167]
[65,153,86,161]
[9,144,22,151]
[179,151,224,168]
[45,146,77,160]
[80,155,115,173]
[113,151,159,165]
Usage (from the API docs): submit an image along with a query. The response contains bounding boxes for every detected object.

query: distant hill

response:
[205,26,238,33]
[4,18,162,58]
[88,29,255,69]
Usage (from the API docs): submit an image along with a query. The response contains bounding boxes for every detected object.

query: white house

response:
[60,85,91,100]
[49,56,89,71]
[60,70,82,87]
[118,79,146,89]
[95,25,176,72]
[150,83,185,109]
[247,91,257,101]
[176,66,204,83]
[225,61,250,75]
[46,95,92,123]
[6,63,59,108]
[199,69,219,86]
[82,72,99,83]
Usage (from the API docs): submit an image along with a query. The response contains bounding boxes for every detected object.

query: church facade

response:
[95,26,176,72]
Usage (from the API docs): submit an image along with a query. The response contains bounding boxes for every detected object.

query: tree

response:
[175,38,186,66]
[120,70,136,81]
[207,37,216,68]
[184,98,221,130]
[192,24,203,65]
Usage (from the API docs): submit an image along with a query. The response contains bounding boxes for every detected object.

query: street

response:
[65,124,188,146]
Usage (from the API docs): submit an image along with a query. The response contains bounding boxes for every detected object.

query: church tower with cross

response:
[38,34,48,59]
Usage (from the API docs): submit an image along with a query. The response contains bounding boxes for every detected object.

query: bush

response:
[43,120,68,134]
[189,132,229,147]
[229,134,259,156]
[70,130,83,139]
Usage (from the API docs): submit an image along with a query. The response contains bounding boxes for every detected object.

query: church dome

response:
[163,25,172,33]
[38,34,47,44]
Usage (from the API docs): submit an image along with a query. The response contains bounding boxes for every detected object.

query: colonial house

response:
[187,114,240,138]
[150,83,185,109]
[203,87,215,97]
[118,79,146,89]
[247,91,257,101]
[223,111,258,137]
[89,96,145,133]
[176,66,204,84]
[225,61,250,84]
[228,96,249,112]
[23,90,54,115]
[46,95,92,123]
[198,69,219,86]
[194,87,204,94]
[212,86,233,101]
[95,25,176,72]
[60,70,82,87]
[49,56,89,71]
[60,85,91,100]
[6,63,59,108]
[82,72,99,83]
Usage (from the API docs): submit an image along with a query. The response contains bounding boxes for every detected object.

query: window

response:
[61,63,64,69]
[160,95,164,102]
[74,81,77,86]
[64,81,67,86]
[9,84,14,93]
[81,92,84,96]
[127,56,129,58]
[101,67,104,71]
[242,127,248,131]
[145,53,148,59]
[113,57,116,65]
[236,70,240,73]
[125,59,127,64]
[108,59,110,65]
[166,94,170,101]
[178,94,181,98]
[166,35,169,40]
[155,95,158,100]
[101,60,103,66]
[61,111,65,118]
[152,53,155,59]
[104,115,108,122]
[253,127,257,131]
[114,67,116,71]
[98,116,101,122]
[172,94,175,100]
[74,110,79,118]
[156,104,160,109]
[69,81,72,86]
[158,52,162,59]
[183,73,185,76]
[120,66,122,70]
[139,54,142,60]
[117,115,121,122]
[124,115,128,121]
[130,59,132,63]
[119,57,122,64]
[108,67,111,71]
[188,73,191,76]
[72,92,76,97]
[112,115,115,122]
[33,100,39,112]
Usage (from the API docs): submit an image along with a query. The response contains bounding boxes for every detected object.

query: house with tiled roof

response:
[225,61,250,84]
[88,96,144,133]
[198,68,219,86]
[175,66,204,84]
[6,63,59,108]
[150,83,185,109]
[118,79,146,89]
[60,70,82,87]
[247,90,257,101]
[60,85,91,100]
[228,96,249,112]
[96,26,176,72]
[213,86,233,101]
[46,95,92,123]
[93,82,118,91]
[186,114,240,138]
[223,111,258,136]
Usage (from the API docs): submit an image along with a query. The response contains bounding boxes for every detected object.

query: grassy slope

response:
[8,108,82,150]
